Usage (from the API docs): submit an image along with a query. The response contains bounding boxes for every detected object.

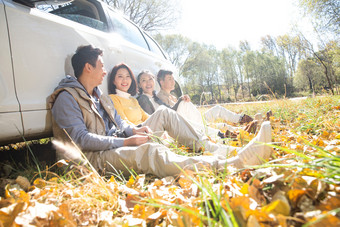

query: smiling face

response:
[113,67,132,93]
[159,74,175,93]
[92,56,106,86]
[138,73,155,96]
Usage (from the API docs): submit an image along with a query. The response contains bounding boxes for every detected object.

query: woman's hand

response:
[181,94,191,102]
[123,134,149,146]
[133,126,152,135]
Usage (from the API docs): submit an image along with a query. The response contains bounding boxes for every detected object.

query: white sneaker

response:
[237,121,272,166]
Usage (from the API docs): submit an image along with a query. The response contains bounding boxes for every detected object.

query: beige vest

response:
[48,87,118,152]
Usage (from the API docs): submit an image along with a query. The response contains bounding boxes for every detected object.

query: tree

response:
[260,35,279,56]
[220,47,241,102]
[105,0,181,32]
[298,33,338,95]
[154,34,191,76]
[242,50,257,99]
[181,44,219,103]
[298,0,340,35]
[276,35,301,90]
[295,58,324,94]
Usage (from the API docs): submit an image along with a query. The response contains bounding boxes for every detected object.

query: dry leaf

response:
[287,189,306,208]
[262,191,290,216]
[0,202,25,226]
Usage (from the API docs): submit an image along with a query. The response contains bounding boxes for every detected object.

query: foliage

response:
[104,0,180,32]
[1,96,340,226]
[155,31,339,103]
[295,58,327,93]
[298,0,340,35]
[154,33,192,75]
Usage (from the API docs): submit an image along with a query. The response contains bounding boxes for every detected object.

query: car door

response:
[4,0,125,139]
[0,0,24,144]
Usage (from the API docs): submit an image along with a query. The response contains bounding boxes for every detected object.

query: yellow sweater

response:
[109,94,149,125]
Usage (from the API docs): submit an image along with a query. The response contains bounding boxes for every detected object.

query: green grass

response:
[1,95,340,226]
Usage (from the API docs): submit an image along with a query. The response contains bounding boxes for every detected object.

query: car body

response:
[0,0,180,145]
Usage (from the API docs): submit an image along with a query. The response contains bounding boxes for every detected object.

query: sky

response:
[172,0,313,50]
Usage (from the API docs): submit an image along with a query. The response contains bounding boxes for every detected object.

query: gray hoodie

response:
[51,75,133,151]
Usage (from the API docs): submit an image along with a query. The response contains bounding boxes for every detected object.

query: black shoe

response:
[218,131,225,139]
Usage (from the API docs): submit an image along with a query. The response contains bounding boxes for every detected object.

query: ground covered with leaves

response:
[0,96,339,226]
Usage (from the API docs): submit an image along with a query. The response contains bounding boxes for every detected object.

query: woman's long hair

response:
[137,70,156,95]
[108,63,137,96]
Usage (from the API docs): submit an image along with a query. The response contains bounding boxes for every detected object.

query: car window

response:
[143,33,167,59]
[106,8,149,50]
[38,0,108,31]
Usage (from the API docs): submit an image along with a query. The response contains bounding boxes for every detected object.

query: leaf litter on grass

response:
[0,95,340,226]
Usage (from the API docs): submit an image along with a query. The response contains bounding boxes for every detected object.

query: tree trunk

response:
[313,52,334,95]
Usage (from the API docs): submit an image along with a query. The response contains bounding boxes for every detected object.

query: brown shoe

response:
[217,130,238,139]
[244,120,258,134]
[266,110,273,120]
[225,130,238,139]
[239,114,253,124]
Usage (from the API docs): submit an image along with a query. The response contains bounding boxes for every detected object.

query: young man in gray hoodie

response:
[49,45,272,177]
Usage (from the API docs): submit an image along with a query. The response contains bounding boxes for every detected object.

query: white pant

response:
[83,107,271,177]
[176,102,243,137]
[89,107,231,177]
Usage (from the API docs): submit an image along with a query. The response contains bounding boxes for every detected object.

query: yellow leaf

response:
[297,136,305,143]
[312,138,325,147]
[229,196,251,213]
[19,190,30,204]
[0,202,25,226]
[335,134,340,139]
[132,204,146,219]
[229,140,239,147]
[308,212,340,227]
[262,191,290,216]
[321,130,330,139]
[33,178,46,188]
[287,189,306,208]
[4,184,12,199]
[292,177,308,189]
[109,176,116,183]
[240,183,249,195]
[49,177,59,183]
[153,179,163,187]
[58,203,77,226]
[262,200,290,216]
[299,168,322,177]
[178,177,192,189]
[126,175,138,188]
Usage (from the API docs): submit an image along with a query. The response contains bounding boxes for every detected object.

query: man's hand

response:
[133,126,152,135]
[181,94,191,102]
[123,134,149,146]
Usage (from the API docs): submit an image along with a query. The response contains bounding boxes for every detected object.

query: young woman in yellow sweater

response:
[107,63,273,169]
[108,63,148,125]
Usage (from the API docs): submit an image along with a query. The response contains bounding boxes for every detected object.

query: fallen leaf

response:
[287,189,306,208]
[178,177,192,189]
[261,191,290,216]
[0,202,25,227]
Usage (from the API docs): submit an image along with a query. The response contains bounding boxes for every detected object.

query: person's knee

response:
[156,105,175,118]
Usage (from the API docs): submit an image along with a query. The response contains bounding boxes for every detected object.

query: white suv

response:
[0,0,180,145]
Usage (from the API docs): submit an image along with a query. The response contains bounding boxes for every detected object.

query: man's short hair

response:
[156,69,173,87]
[71,45,103,78]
